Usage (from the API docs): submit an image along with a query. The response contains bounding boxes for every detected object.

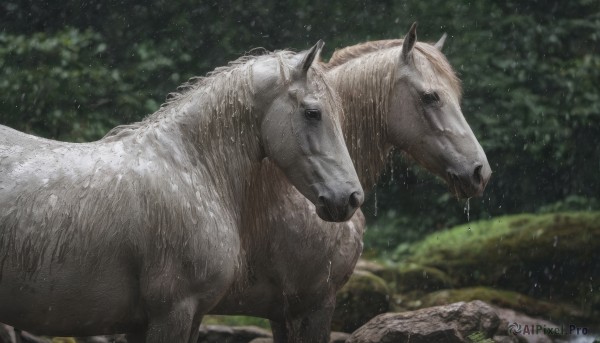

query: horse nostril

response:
[349,191,363,209]
[473,164,483,183]
[318,195,326,205]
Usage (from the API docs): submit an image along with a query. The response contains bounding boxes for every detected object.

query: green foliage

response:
[0,28,175,141]
[0,29,113,141]
[538,195,600,213]
[467,331,495,343]
[202,315,270,329]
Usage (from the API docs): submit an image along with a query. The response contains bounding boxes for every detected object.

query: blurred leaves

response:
[0,28,177,141]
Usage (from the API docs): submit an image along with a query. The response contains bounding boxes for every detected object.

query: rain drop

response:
[373,189,378,217]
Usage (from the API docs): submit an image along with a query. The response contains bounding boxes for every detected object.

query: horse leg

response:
[269,320,287,343]
[143,299,203,343]
[278,304,335,343]
[125,332,145,343]
[13,328,21,343]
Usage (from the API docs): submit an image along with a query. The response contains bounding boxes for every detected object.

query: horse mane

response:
[326,39,462,97]
[322,39,462,187]
[103,49,301,140]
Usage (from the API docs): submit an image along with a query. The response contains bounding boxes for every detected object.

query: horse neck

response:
[327,55,396,191]
[136,71,264,214]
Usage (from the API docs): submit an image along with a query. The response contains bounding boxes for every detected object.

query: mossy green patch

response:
[332,270,391,333]
[394,263,453,293]
[396,212,600,319]
[419,287,584,320]
[202,315,270,329]
[407,212,600,263]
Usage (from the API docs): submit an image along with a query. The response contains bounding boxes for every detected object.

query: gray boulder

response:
[347,300,515,343]
[248,331,350,343]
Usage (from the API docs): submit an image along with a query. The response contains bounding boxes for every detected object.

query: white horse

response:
[211,24,491,342]
[0,42,363,342]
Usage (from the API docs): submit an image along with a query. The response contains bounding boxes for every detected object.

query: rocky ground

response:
[2,212,599,342]
[391,212,596,319]
[336,211,600,342]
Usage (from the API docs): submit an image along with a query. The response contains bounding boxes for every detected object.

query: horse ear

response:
[401,22,417,61]
[301,40,325,74]
[434,33,447,51]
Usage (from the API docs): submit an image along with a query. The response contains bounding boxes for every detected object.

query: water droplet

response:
[373,188,378,217]
[48,194,58,208]
[389,157,395,183]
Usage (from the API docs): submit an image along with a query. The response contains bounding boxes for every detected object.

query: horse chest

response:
[142,191,242,289]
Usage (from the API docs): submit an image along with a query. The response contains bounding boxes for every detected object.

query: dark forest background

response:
[1,0,599,256]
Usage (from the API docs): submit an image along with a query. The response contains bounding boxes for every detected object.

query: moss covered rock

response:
[354,258,399,290]
[394,263,454,293]
[332,270,391,333]
[419,287,585,320]
[398,212,600,319]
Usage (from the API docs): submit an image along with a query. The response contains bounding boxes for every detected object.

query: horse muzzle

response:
[446,162,492,198]
[316,186,364,222]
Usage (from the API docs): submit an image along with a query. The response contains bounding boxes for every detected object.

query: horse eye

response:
[421,92,440,105]
[305,109,322,121]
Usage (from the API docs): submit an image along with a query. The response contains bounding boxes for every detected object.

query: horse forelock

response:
[311,63,344,128]
[326,40,402,69]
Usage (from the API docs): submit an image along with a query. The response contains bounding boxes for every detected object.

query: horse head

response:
[388,23,491,198]
[256,42,363,221]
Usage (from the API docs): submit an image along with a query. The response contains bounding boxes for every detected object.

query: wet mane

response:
[326,39,462,97]
[103,49,298,140]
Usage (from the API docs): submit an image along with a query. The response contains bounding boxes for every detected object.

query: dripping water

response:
[374,188,378,217]
[389,153,395,184]
[464,197,471,231]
